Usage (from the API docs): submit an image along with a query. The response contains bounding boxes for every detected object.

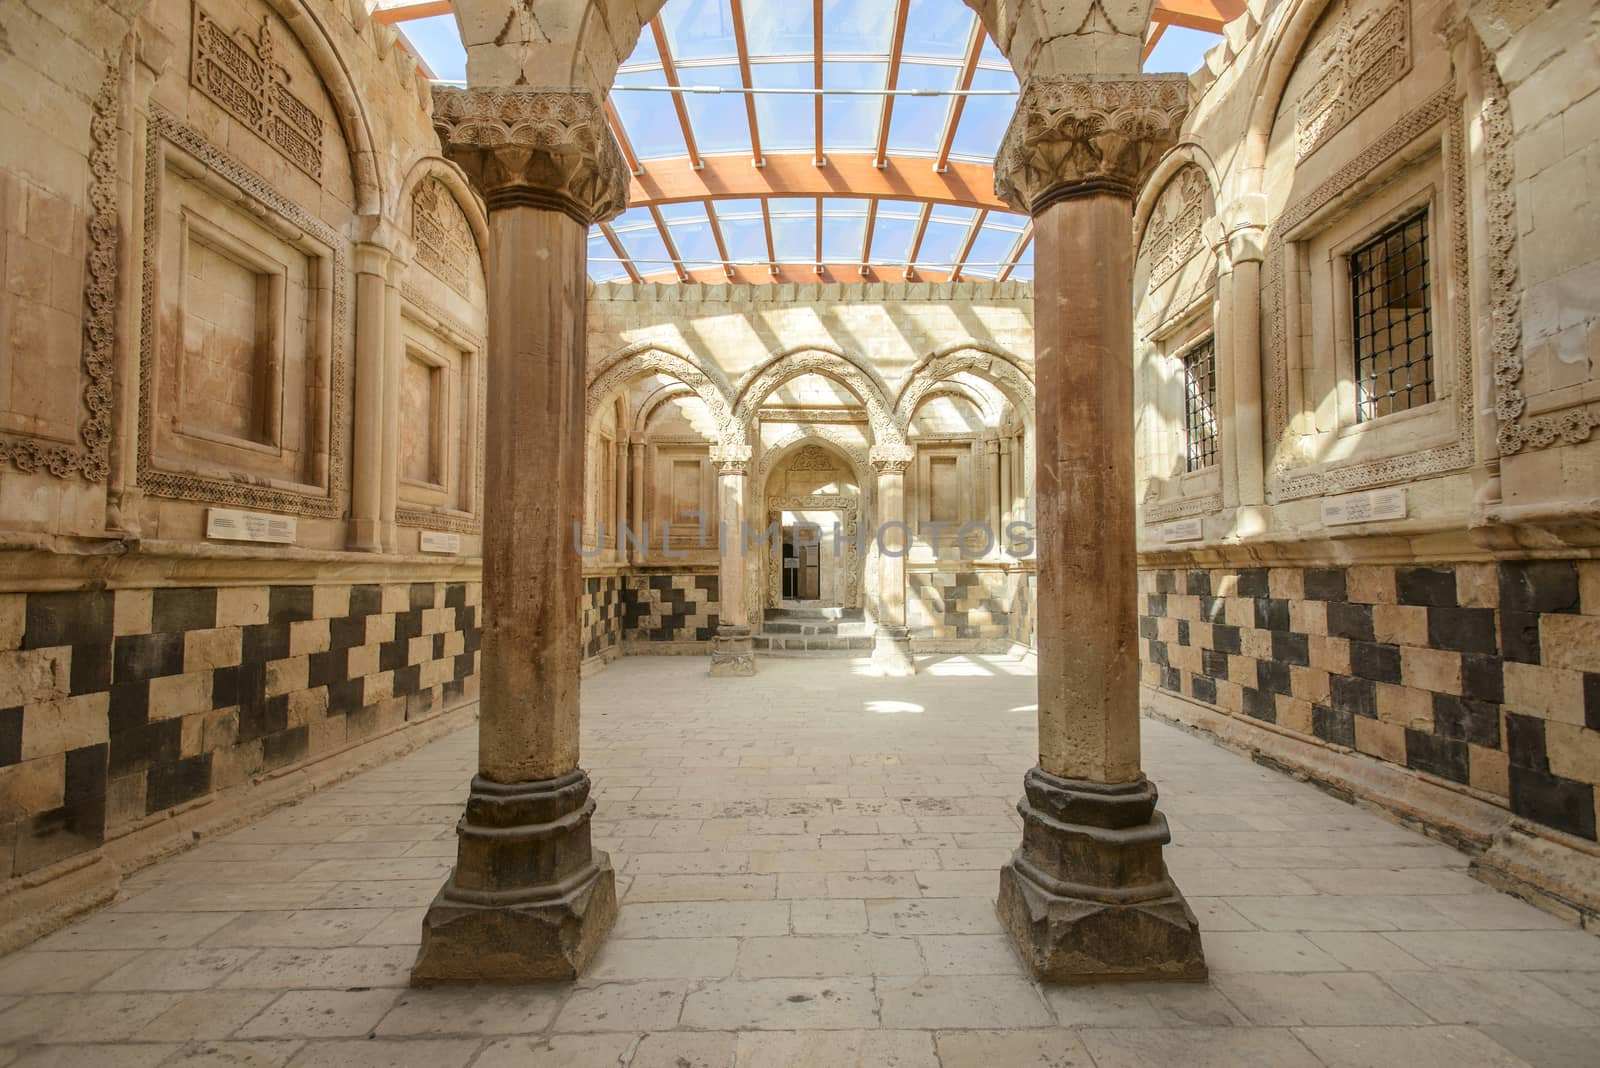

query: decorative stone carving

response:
[766,494,862,610]
[755,428,868,492]
[733,347,905,448]
[587,343,742,449]
[431,86,628,224]
[191,6,324,181]
[1142,493,1222,523]
[788,446,836,472]
[412,178,480,297]
[0,65,117,481]
[893,343,1036,428]
[869,444,915,474]
[710,444,752,475]
[1143,166,1210,288]
[994,75,1189,214]
[1296,0,1411,164]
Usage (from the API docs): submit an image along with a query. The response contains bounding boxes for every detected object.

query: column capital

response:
[711,444,752,474]
[995,74,1189,215]
[870,444,915,474]
[1217,194,1268,265]
[431,86,629,225]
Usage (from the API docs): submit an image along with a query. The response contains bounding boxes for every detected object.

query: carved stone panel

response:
[1144,166,1211,289]
[1295,0,1411,165]
[412,179,479,298]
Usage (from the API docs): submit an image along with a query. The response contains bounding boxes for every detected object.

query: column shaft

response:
[871,452,913,676]
[378,260,403,551]
[349,247,388,552]
[1230,256,1267,509]
[710,452,755,676]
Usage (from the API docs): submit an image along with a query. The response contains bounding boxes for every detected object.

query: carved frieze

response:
[191,5,324,181]
[412,178,479,297]
[788,446,837,472]
[994,74,1189,214]
[430,86,629,224]
[1295,0,1411,165]
[1144,166,1210,289]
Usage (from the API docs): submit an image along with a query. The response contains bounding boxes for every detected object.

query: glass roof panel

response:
[613,67,690,159]
[821,212,866,262]
[616,220,675,273]
[661,0,740,62]
[930,204,975,225]
[769,200,815,262]
[713,199,767,221]
[750,62,814,152]
[915,217,968,269]
[588,233,631,282]
[620,23,662,68]
[959,219,1021,278]
[822,0,895,56]
[903,0,977,59]
[681,63,754,156]
[657,202,711,224]
[886,63,958,155]
[1144,26,1218,74]
[822,61,886,151]
[669,215,724,267]
[948,66,1017,162]
[717,214,770,263]
[978,31,1007,68]
[741,0,814,57]
[1008,261,1034,282]
[398,15,466,82]
[869,212,917,266]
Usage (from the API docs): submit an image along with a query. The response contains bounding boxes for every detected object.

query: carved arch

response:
[734,344,903,447]
[398,156,489,262]
[587,341,739,445]
[634,381,697,435]
[907,382,1001,430]
[893,341,1035,428]
[1134,143,1221,250]
[755,426,869,491]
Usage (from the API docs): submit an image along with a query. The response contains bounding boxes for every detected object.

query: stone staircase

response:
[756,605,872,656]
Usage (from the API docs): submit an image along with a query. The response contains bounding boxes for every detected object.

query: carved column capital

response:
[431,86,629,225]
[870,444,915,474]
[711,444,752,475]
[995,74,1189,215]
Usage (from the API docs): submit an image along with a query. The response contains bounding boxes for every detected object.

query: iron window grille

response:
[1182,336,1219,472]
[1351,208,1434,422]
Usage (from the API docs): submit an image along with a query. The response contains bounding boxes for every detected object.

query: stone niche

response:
[397,314,477,521]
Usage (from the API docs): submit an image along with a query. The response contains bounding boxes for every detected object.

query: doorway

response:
[782,523,822,600]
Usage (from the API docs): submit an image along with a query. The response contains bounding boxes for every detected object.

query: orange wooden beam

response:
[934,21,986,174]
[904,201,932,280]
[598,222,643,284]
[760,197,778,276]
[727,0,765,165]
[812,0,825,166]
[874,0,912,169]
[605,98,643,176]
[649,17,703,169]
[1151,0,1244,33]
[629,152,1003,211]
[371,1,451,24]
[646,205,690,283]
[636,262,962,285]
[997,222,1032,284]
[703,200,736,279]
[859,199,879,277]
[949,209,987,283]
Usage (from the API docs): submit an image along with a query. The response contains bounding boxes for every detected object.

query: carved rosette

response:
[431,86,629,225]
[995,75,1189,214]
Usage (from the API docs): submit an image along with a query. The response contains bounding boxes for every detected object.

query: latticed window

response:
[1351,209,1434,422]
[1182,337,1218,472]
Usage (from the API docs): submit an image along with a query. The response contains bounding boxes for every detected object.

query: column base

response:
[996,768,1206,983]
[710,625,756,677]
[871,626,915,677]
[412,770,617,982]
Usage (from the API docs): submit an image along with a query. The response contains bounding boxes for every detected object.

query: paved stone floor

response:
[1,655,1599,1066]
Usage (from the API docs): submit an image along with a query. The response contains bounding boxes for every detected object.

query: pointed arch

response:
[1135,143,1222,250]
[587,341,740,446]
[398,156,489,263]
[893,341,1035,428]
[755,426,869,491]
[733,344,903,447]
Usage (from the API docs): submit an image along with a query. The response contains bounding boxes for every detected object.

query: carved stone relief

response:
[1144,166,1210,289]
[765,494,862,610]
[1296,0,1411,164]
[412,178,479,298]
[191,5,324,181]
[733,349,903,448]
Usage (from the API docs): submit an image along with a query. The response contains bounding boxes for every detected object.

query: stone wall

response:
[907,568,1020,649]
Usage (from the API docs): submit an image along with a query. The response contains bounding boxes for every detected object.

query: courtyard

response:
[0,656,1595,1067]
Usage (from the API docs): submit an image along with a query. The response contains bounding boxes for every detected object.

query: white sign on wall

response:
[420,530,462,555]
[1162,517,1205,543]
[1321,487,1407,527]
[206,508,297,545]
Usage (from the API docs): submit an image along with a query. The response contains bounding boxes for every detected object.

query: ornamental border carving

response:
[587,344,740,448]
[411,177,481,299]
[1263,83,1475,501]
[1143,493,1223,524]
[765,493,862,611]
[755,426,869,491]
[0,66,118,482]
[1481,50,1597,452]
[1143,165,1211,290]
[1295,0,1412,165]
[395,282,486,535]
[733,348,904,449]
[137,108,349,517]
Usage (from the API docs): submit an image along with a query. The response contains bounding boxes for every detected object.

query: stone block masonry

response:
[1139,561,1600,843]
[0,579,483,881]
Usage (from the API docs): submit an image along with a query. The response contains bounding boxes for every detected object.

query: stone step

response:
[761,620,873,637]
[755,634,873,656]
[764,606,865,622]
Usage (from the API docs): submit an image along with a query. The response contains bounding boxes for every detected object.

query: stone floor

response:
[1,655,1599,1067]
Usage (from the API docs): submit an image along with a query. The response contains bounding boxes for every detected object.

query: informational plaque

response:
[1162,517,1204,543]
[420,530,462,554]
[1321,487,1407,527]
[205,508,297,545]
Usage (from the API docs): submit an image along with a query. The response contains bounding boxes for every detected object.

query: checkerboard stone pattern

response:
[582,575,624,660]
[908,570,1013,641]
[1139,560,1600,842]
[0,581,482,880]
[622,573,719,642]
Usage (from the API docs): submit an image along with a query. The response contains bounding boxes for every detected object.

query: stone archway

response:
[733,345,905,449]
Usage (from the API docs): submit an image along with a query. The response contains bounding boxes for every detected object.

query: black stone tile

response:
[1255,598,1290,632]
[328,678,365,716]
[1405,730,1470,784]
[1499,561,1580,616]
[1191,674,1217,704]
[1350,641,1403,684]
[241,622,291,664]
[1236,569,1269,598]
[1155,570,1177,594]
[409,583,436,611]
[1138,616,1158,640]
[1586,673,1600,732]
[1198,597,1226,624]
[444,680,465,704]
[113,633,186,684]
[1432,693,1502,749]
[1509,766,1596,841]
[0,706,22,767]
[23,591,113,651]
[1331,674,1378,718]
[1313,704,1357,747]
[268,586,314,625]
[1462,654,1505,704]
[394,610,423,642]
[379,640,409,673]
[454,653,475,682]
[1186,571,1212,597]
[432,633,446,660]
[1396,567,1458,608]
[238,692,288,745]
[108,682,150,735]
[1326,602,1375,642]
[348,585,382,617]
[1146,594,1167,618]
[444,583,467,609]
[261,726,309,771]
[1501,611,1542,665]
[393,664,421,698]
[1303,568,1348,603]
[1202,649,1230,679]
[307,649,348,689]
[328,615,368,652]
[1427,607,1498,655]
[64,743,107,807]
[1160,666,1182,692]
[68,644,111,697]
[151,588,217,634]
[1505,713,1549,772]
[1272,631,1311,667]
[454,605,475,632]
[463,628,481,654]
[1211,625,1241,655]
[1177,620,1190,647]
[1242,687,1277,722]
[1149,640,1169,667]
[209,666,240,712]
[145,753,212,814]
[109,719,181,777]
[1258,658,1293,696]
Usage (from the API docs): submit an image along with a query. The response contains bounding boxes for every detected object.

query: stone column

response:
[710,446,756,676]
[348,243,390,552]
[871,445,915,676]
[630,436,647,564]
[985,435,1003,554]
[1000,436,1014,536]
[992,74,1205,982]
[379,254,405,551]
[1224,201,1270,536]
[613,436,629,557]
[412,86,629,982]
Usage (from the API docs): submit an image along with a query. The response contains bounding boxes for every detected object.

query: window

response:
[1350,209,1433,422]
[1182,337,1218,472]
